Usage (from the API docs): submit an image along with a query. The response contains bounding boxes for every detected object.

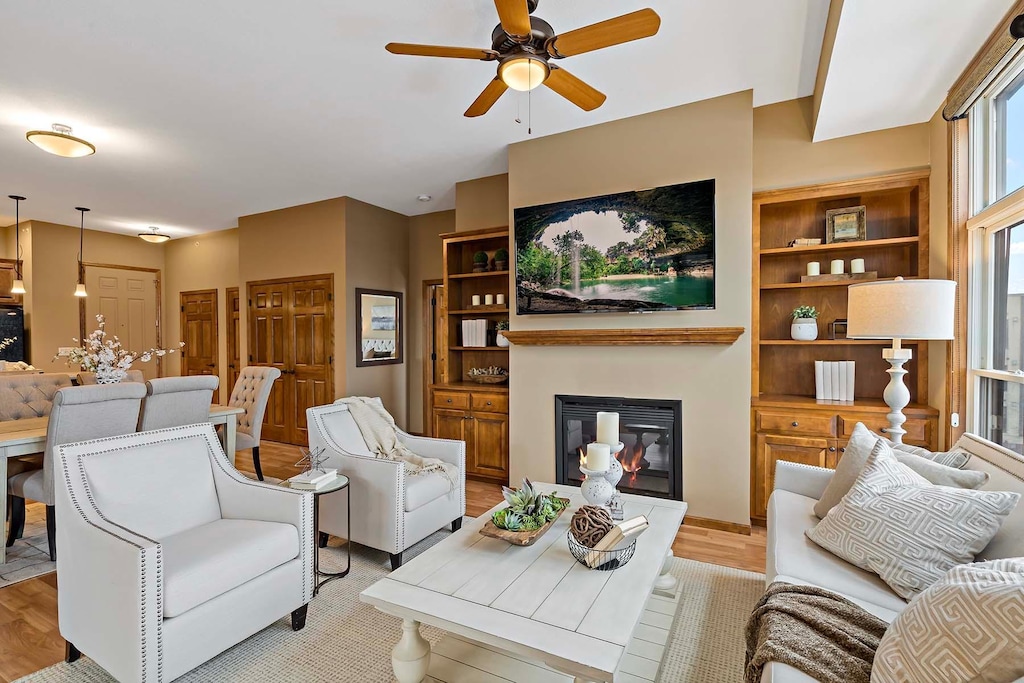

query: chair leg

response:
[318,532,329,548]
[390,552,403,571]
[451,517,463,532]
[65,641,81,663]
[252,446,264,481]
[6,496,25,547]
[291,604,309,631]
[46,505,56,562]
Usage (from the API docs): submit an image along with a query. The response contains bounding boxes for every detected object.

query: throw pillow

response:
[806,439,1019,600]
[872,558,1024,683]
[889,439,970,468]
[813,422,988,519]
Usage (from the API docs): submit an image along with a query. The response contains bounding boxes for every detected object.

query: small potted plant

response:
[791,306,819,341]
[473,250,490,273]
[495,319,510,347]
[494,247,509,271]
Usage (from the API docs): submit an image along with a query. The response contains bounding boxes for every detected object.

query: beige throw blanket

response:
[745,582,888,683]
[338,397,458,489]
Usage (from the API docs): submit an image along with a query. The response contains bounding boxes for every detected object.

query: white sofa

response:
[307,400,466,570]
[55,423,314,683]
[764,432,1024,683]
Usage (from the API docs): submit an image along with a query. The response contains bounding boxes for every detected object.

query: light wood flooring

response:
[0,441,765,683]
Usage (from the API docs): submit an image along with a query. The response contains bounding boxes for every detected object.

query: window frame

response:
[971,45,1024,212]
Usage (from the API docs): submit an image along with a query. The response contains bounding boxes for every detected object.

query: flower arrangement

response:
[791,305,819,320]
[492,478,569,532]
[57,315,183,383]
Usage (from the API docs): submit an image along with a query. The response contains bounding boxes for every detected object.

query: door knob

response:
[791,421,799,427]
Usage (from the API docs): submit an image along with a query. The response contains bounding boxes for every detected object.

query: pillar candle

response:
[596,411,619,447]
[586,442,611,472]
[484,294,494,305]
[471,295,481,306]
[850,258,865,274]
[830,259,844,275]
[496,294,506,305]
[807,262,820,277]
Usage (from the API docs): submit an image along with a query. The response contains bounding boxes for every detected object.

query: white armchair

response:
[307,400,465,570]
[55,423,314,683]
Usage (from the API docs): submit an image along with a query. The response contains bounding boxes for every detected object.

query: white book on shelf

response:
[822,362,833,401]
[461,320,470,347]
[830,362,841,401]
[837,362,847,402]
[815,361,824,400]
[845,361,856,402]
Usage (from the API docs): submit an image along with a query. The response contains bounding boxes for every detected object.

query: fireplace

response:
[555,395,683,501]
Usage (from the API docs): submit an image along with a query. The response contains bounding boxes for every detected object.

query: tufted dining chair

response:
[138,375,219,431]
[227,366,282,480]
[76,370,144,385]
[6,383,146,560]
[0,373,73,421]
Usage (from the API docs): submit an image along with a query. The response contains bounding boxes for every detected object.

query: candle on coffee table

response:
[596,411,619,447]
[586,442,611,472]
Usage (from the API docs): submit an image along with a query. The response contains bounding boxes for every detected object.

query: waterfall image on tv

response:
[515,179,715,314]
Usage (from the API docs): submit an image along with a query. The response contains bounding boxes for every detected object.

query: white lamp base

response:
[881,346,913,444]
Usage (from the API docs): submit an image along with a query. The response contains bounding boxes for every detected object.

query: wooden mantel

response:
[499,327,745,346]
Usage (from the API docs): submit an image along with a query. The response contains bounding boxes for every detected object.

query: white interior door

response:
[85,266,160,380]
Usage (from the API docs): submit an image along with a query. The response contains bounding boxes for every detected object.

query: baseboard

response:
[684,515,752,536]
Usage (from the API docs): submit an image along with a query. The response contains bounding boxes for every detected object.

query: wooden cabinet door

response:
[433,408,468,443]
[0,259,22,305]
[249,281,291,443]
[754,434,830,518]
[180,289,220,403]
[226,287,241,394]
[470,411,509,481]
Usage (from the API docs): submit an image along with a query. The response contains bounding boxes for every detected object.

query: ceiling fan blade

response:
[465,78,509,117]
[544,66,606,111]
[494,0,532,38]
[547,8,661,58]
[386,43,498,61]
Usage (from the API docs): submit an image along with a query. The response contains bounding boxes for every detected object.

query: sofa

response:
[764,432,1024,683]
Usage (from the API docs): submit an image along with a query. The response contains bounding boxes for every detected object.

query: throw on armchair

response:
[307,400,465,570]
[55,423,314,683]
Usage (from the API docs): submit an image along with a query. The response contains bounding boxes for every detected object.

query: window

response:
[972,48,1024,210]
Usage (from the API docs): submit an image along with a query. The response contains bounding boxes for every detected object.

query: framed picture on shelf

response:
[825,205,867,244]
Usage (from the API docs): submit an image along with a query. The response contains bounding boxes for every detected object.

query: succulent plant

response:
[492,478,569,532]
[792,305,818,320]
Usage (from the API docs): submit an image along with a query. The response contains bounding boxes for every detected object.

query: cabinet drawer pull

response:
[791,421,799,427]
[840,447,846,453]
[486,401,492,406]
[447,398,452,403]
[880,427,888,433]
[828,447,836,452]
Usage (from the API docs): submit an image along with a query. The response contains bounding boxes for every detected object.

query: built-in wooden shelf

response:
[500,327,745,346]
[759,236,919,256]
[449,346,509,351]
[753,393,937,412]
[759,339,925,346]
[760,276,913,291]
[447,270,511,280]
[448,307,509,315]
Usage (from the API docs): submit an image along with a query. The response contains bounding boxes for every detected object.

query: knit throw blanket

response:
[744,582,888,683]
[337,397,458,489]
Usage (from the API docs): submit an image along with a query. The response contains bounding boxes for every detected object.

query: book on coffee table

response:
[585,515,649,568]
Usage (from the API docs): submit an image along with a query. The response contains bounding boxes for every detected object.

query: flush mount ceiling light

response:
[417,194,432,202]
[138,226,170,244]
[26,123,96,158]
[498,55,549,91]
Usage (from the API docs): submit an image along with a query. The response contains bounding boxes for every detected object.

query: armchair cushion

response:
[161,518,299,618]
[405,473,452,512]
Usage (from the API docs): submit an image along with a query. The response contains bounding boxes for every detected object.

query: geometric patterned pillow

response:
[806,439,1020,600]
[872,558,1024,683]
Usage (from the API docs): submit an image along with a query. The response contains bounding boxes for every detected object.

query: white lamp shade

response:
[847,278,956,340]
[74,283,88,297]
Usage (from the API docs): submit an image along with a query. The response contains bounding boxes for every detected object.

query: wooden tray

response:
[800,271,877,283]
[478,498,571,546]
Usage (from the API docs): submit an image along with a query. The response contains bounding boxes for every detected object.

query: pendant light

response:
[7,195,26,295]
[26,124,96,158]
[137,226,170,244]
[74,207,89,297]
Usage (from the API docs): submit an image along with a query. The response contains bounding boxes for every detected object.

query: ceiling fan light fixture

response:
[499,55,549,91]
[138,227,170,243]
[26,124,96,158]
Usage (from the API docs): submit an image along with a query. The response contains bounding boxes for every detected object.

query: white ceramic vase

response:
[790,318,818,341]
[496,333,510,348]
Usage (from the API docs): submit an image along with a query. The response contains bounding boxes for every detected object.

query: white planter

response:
[496,332,510,348]
[790,318,818,341]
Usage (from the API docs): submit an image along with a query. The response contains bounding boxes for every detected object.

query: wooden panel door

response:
[470,411,509,481]
[249,280,291,443]
[180,289,220,402]
[84,266,160,380]
[754,434,830,519]
[226,287,241,394]
[433,408,468,443]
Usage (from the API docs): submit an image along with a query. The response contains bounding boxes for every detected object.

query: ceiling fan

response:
[385,0,661,117]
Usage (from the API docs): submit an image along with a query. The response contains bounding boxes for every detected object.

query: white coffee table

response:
[360,483,687,683]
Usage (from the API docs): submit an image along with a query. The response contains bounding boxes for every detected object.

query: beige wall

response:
[455,174,509,232]
[344,198,410,426]
[163,229,239,393]
[22,220,166,374]
[408,210,455,433]
[753,97,930,191]
[238,198,347,396]
[508,91,755,525]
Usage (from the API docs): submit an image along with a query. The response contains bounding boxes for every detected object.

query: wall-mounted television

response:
[515,179,715,315]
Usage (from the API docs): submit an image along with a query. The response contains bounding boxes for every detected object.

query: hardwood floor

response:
[0,440,765,683]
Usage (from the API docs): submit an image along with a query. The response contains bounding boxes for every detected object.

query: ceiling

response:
[0,0,830,237]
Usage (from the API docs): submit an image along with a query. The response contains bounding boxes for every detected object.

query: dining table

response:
[0,404,245,565]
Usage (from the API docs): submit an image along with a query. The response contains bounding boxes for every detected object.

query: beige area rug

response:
[17,529,764,683]
[1,503,53,588]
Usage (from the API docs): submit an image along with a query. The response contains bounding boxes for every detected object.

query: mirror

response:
[356,288,403,367]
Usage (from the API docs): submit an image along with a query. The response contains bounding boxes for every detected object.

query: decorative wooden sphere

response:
[570,505,614,548]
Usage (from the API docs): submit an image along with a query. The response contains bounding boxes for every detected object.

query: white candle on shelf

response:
[807,262,820,277]
[585,442,611,472]
[496,294,505,305]
[471,295,481,306]
[830,259,844,275]
[484,294,494,305]
[851,258,865,274]
[596,411,619,447]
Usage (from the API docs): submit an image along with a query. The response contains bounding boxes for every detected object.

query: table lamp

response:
[846,277,956,443]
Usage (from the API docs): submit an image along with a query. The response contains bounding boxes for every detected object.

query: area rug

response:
[1,503,53,589]
[17,531,764,683]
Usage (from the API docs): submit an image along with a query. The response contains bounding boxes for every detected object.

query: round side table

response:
[279,474,351,596]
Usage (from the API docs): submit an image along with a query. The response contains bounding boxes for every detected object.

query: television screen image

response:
[515,179,715,315]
